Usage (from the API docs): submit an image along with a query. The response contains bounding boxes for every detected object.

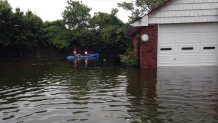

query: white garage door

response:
[158,23,218,66]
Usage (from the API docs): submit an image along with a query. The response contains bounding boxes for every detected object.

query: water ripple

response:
[0,61,218,123]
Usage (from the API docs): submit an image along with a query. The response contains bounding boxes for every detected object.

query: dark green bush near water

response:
[120,49,138,67]
[120,55,138,66]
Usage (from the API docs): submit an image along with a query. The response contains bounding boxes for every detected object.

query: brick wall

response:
[132,25,158,68]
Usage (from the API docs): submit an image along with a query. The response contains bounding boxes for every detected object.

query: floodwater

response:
[0,59,218,123]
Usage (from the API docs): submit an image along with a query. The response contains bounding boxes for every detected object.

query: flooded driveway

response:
[128,67,218,123]
[0,60,217,123]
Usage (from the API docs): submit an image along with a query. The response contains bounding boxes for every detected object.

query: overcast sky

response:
[7,0,130,23]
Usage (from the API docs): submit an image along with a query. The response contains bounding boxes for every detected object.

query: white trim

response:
[157,24,160,67]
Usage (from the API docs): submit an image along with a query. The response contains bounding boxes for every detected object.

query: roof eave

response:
[126,0,175,38]
[148,0,174,16]
[126,16,149,38]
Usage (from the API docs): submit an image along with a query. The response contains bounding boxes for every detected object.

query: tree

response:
[0,0,13,46]
[98,25,130,58]
[118,0,165,23]
[0,1,44,57]
[43,20,72,49]
[62,0,91,30]
[0,0,43,48]
[111,8,118,16]
[89,12,123,30]
[18,10,43,47]
[0,0,131,58]
[89,12,130,58]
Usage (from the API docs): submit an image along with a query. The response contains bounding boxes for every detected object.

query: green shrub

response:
[120,55,138,67]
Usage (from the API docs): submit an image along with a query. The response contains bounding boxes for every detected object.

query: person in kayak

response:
[84,51,88,56]
[73,49,77,56]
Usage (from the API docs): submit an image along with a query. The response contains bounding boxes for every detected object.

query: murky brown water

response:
[0,59,217,123]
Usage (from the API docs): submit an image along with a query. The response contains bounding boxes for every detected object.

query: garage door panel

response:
[158,23,218,66]
[175,54,200,64]
[201,33,217,42]
[158,46,175,66]
[200,55,217,63]
[201,41,217,45]
[159,34,175,44]
[176,33,200,44]
[158,56,175,66]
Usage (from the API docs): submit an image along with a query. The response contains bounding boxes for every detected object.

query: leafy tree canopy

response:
[62,0,91,30]
[89,12,123,30]
[118,0,165,23]
[0,0,131,59]
[43,20,72,49]
[0,0,43,47]
[0,0,13,45]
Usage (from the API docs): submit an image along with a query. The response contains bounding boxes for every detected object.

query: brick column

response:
[132,25,158,68]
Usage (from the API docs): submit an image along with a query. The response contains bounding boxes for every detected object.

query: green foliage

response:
[0,0,13,45]
[89,12,123,29]
[62,0,91,30]
[44,20,65,28]
[88,12,131,58]
[70,28,97,49]
[16,10,43,47]
[120,55,138,67]
[0,0,43,48]
[118,0,165,23]
[111,8,118,16]
[98,25,130,57]
[120,49,138,66]
[43,20,72,49]
[0,0,131,59]
[64,12,131,58]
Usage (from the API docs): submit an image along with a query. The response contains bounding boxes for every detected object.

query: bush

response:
[120,54,138,67]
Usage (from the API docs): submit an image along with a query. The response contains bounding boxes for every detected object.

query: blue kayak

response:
[66,54,99,60]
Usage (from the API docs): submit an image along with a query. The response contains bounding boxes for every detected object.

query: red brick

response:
[132,25,158,68]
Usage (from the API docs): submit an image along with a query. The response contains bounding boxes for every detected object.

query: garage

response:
[158,23,218,66]
[127,0,218,68]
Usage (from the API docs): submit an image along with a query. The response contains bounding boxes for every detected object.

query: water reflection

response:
[70,58,98,68]
[126,68,162,123]
[127,68,157,98]
[156,67,218,123]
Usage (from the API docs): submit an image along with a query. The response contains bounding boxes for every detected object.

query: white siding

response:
[149,0,218,24]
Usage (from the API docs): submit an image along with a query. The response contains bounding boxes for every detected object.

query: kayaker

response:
[73,49,77,56]
[84,51,88,55]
